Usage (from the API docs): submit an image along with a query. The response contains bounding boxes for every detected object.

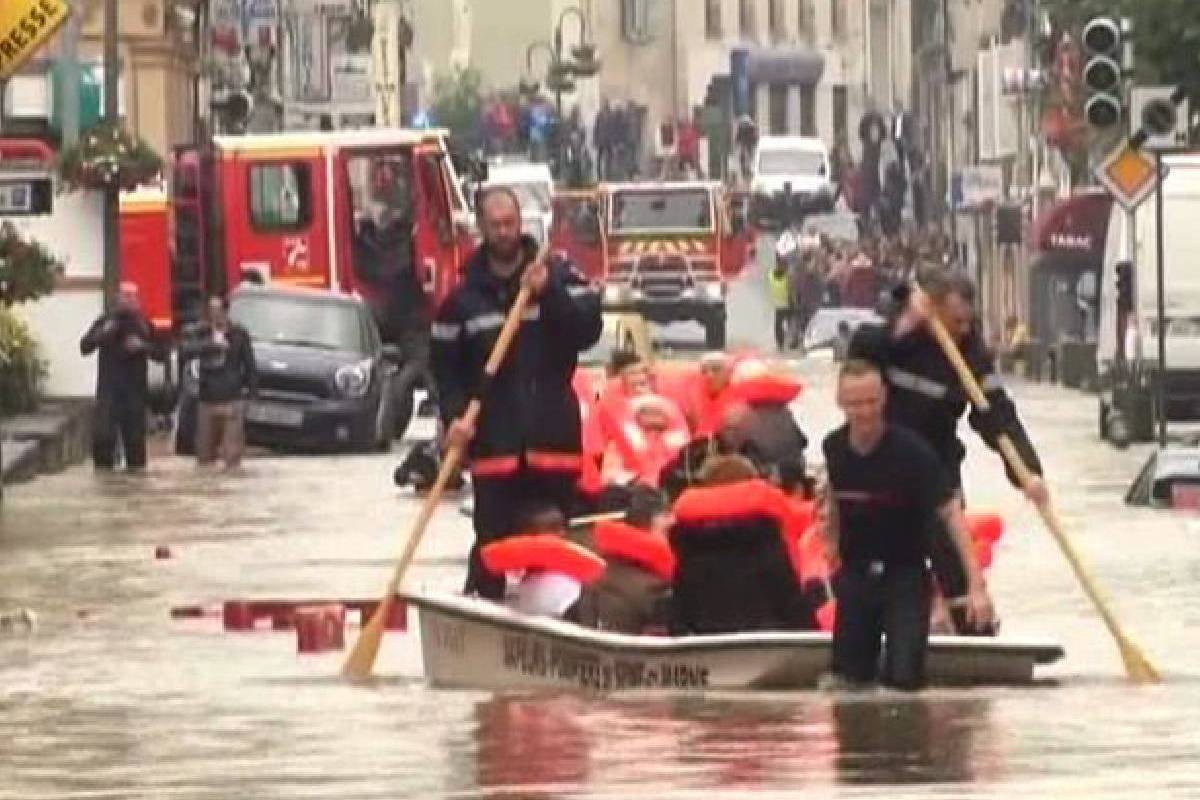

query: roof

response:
[231,283,365,308]
[212,127,451,154]
[757,136,827,152]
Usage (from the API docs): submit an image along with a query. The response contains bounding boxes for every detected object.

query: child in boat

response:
[572,485,676,634]
[480,503,607,620]
[669,455,818,634]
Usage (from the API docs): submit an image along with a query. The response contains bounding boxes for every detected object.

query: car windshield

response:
[494,180,552,214]
[231,295,368,354]
[612,190,712,231]
[757,149,826,176]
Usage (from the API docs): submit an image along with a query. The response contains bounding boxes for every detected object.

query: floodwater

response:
[3,255,1200,798]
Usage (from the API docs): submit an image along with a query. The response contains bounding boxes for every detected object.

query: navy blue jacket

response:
[431,236,603,476]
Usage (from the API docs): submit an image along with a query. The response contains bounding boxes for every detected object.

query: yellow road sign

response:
[1095,143,1160,211]
[0,0,70,81]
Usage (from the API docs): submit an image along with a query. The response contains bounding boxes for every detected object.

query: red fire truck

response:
[549,182,752,348]
[168,128,476,340]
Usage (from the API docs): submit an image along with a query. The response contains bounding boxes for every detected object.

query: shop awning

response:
[1034,191,1112,264]
[745,48,825,84]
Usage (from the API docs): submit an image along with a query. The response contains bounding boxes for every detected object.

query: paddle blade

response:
[342,595,394,681]
[1119,637,1161,684]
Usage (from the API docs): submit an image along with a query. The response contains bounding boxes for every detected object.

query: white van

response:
[484,160,556,239]
[1097,152,1200,443]
[750,136,835,229]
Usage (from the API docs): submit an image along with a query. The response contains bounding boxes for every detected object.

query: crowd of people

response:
[768,223,961,352]
[431,185,1045,691]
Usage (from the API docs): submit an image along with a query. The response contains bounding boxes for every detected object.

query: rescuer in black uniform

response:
[431,186,603,600]
[80,282,164,470]
[822,359,993,690]
[847,267,1047,633]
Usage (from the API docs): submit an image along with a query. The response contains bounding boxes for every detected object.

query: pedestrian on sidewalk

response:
[185,296,257,470]
[79,282,165,471]
[769,232,798,352]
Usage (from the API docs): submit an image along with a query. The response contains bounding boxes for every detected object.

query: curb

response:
[1,398,93,488]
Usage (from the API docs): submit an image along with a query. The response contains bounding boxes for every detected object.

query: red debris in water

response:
[222,601,256,631]
[295,604,346,653]
[155,545,171,560]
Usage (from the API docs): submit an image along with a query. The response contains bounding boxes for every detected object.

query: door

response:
[222,149,330,290]
[549,191,605,281]
[415,146,461,311]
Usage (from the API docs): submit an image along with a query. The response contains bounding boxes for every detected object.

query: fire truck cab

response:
[170,128,476,343]
[550,181,752,349]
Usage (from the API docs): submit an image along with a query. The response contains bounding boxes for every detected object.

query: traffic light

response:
[1116,261,1133,314]
[1081,16,1130,129]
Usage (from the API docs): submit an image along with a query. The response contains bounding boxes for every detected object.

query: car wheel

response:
[391,377,416,441]
[704,313,727,350]
[375,390,395,453]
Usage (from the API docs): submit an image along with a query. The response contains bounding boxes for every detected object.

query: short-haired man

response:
[821,359,992,690]
[80,282,164,470]
[432,186,603,599]
[848,267,1045,633]
[185,296,257,469]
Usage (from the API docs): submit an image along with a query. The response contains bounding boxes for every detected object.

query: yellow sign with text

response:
[0,0,70,81]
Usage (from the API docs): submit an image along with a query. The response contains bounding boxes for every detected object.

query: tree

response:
[430,66,484,151]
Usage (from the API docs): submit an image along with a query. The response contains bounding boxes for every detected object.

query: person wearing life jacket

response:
[601,393,691,489]
[718,360,810,491]
[481,503,607,619]
[431,187,604,600]
[572,485,676,634]
[669,455,818,634]
[681,352,735,437]
[596,349,653,452]
[847,266,1045,635]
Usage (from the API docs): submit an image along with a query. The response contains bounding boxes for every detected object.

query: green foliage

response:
[430,66,484,149]
[0,309,47,416]
[0,222,62,308]
[57,121,163,193]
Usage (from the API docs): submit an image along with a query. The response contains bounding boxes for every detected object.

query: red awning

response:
[1034,191,1112,262]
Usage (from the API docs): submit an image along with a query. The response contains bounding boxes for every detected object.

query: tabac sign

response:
[0,0,70,81]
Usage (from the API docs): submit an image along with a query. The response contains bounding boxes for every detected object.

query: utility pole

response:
[102,0,120,311]
[60,2,82,149]
[942,0,958,248]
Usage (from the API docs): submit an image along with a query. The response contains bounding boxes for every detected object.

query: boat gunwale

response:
[401,591,1066,665]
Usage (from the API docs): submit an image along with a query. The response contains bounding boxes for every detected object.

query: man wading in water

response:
[820,359,993,690]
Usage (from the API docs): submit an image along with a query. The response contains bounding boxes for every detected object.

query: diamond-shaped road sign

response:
[1095,143,1163,211]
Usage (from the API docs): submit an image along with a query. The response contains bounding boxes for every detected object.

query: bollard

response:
[155,545,171,560]
[295,604,345,653]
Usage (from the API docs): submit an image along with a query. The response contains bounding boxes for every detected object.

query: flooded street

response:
[3,264,1200,799]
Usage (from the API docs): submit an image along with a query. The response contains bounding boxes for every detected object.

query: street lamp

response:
[521,5,601,117]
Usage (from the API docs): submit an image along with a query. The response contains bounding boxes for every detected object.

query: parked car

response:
[750,136,835,230]
[175,286,399,454]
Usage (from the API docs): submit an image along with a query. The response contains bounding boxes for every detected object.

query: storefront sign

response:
[0,0,70,81]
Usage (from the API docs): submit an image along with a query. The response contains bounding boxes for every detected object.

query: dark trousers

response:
[93,388,147,470]
[832,562,932,691]
[467,467,581,600]
[774,308,790,351]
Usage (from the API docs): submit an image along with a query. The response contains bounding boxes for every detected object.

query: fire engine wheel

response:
[703,315,727,350]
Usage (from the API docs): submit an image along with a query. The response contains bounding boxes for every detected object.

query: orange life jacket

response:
[481,534,608,585]
[573,369,605,497]
[602,394,690,487]
[592,519,677,581]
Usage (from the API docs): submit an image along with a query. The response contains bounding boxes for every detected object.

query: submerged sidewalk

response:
[0,399,92,490]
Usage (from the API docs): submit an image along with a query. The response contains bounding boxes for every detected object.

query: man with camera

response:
[80,282,164,470]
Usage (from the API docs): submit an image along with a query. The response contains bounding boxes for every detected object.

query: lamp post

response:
[102,0,120,311]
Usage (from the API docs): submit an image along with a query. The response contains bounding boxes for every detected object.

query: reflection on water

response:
[2,369,1200,798]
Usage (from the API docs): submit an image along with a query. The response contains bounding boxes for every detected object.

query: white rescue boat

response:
[403,592,1065,691]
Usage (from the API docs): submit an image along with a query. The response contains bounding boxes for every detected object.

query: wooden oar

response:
[923,312,1161,683]
[342,284,535,681]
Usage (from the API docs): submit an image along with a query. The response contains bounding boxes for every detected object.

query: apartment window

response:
[739,0,756,39]
[768,83,789,134]
[830,0,844,38]
[798,0,815,41]
[833,85,848,145]
[768,0,785,40]
[249,163,311,231]
[705,0,722,37]
[800,84,817,136]
[622,0,653,43]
